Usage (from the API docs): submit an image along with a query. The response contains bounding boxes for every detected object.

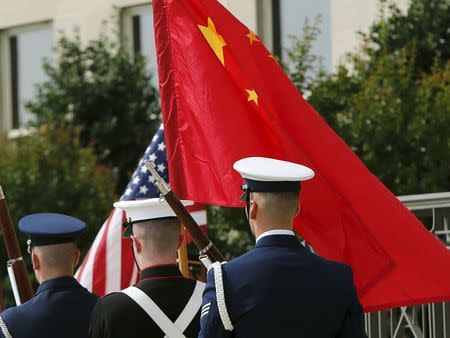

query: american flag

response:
[75,124,207,295]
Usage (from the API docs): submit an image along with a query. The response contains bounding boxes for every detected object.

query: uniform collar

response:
[255,233,301,249]
[256,229,295,244]
[140,264,183,280]
[36,276,80,295]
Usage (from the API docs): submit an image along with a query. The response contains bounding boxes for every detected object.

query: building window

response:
[121,4,159,88]
[0,23,52,131]
[272,0,332,72]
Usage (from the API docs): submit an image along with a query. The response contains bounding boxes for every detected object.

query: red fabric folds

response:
[153,0,450,312]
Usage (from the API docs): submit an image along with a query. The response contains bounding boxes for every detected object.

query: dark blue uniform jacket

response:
[1,276,98,338]
[200,235,367,338]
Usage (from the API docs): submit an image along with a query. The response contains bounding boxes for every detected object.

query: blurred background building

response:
[0,0,409,134]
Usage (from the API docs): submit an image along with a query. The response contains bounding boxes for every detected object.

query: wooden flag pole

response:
[0,186,34,303]
[177,227,189,278]
[145,161,225,265]
[0,273,4,312]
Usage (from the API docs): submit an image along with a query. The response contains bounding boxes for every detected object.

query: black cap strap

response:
[243,179,301,193]
[28,236,77,247]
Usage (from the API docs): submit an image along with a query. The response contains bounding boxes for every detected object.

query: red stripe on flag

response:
[92,211,114,295]
[187,204,207,212]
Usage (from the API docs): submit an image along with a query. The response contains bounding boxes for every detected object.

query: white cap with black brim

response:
[233,157,315,202]
[114,198,194,238]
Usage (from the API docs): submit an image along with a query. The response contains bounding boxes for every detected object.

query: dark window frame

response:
[9,36,19,129]
[132,15,141,58]
[272,0,282,59]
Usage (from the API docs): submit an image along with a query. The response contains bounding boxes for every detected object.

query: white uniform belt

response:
[121,280,205,337]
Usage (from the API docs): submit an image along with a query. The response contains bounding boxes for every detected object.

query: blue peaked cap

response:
[19,213,86,247]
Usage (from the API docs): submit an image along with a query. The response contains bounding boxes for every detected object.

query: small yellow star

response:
[246,30,259,45]
[246,89,259,105]
[198,18,227,66]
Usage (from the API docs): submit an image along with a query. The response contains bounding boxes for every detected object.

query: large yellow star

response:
[246,30,259,45]
[198,18,227,66]
[246,89,259,105]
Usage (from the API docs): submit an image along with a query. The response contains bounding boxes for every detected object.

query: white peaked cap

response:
[233,157,315,182]
[113,198,194,223]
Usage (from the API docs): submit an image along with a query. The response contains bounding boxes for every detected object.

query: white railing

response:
[365,192,450,338]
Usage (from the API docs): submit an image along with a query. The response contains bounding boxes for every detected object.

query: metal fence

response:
[365,303,450,338]
[365,192,450,338]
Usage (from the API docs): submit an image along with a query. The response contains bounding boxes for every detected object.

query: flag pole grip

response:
[164,190,225,262]
[144,161,225,264]
[0,186,34,304]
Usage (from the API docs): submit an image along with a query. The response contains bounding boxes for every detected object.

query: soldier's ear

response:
[31,250,40,271]
[131,236,142,253]
[249,199,258,220]
[74,249,80,267]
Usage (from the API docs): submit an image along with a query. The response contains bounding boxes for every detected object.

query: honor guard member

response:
[0,213,98,338]
[199,157,368,338]
[89,198,205,338]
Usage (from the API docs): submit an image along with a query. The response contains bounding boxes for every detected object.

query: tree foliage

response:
[0,119,116,304]
[0,120,116,250]
[206,207,254,260]
[287,0,450,195]
[27,31,160,191]
[367,0,450,74]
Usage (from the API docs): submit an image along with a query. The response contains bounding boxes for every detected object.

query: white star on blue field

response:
[121,124,168,201]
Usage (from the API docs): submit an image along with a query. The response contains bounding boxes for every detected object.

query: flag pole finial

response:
[144,161,171,195]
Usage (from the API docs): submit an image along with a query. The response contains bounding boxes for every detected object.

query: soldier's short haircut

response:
[252,191,299,220]
[34,242,78,270]
[133,218,181,254]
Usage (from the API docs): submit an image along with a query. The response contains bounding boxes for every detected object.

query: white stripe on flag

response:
[76,218,107,292]
[191,210,207,226]
[105,208,123,294]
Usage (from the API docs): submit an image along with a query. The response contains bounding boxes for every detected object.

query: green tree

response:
[206,207,254,260]
[0,119,116,305]
[27,31,160,191]
[366,0,450,74]
[287,0,450,195]
[284,17,327,94]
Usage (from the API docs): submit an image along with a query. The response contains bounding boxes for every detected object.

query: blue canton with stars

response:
[120,125,168,201]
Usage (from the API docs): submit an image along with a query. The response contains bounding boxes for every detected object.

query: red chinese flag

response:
[153,0,450,311]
